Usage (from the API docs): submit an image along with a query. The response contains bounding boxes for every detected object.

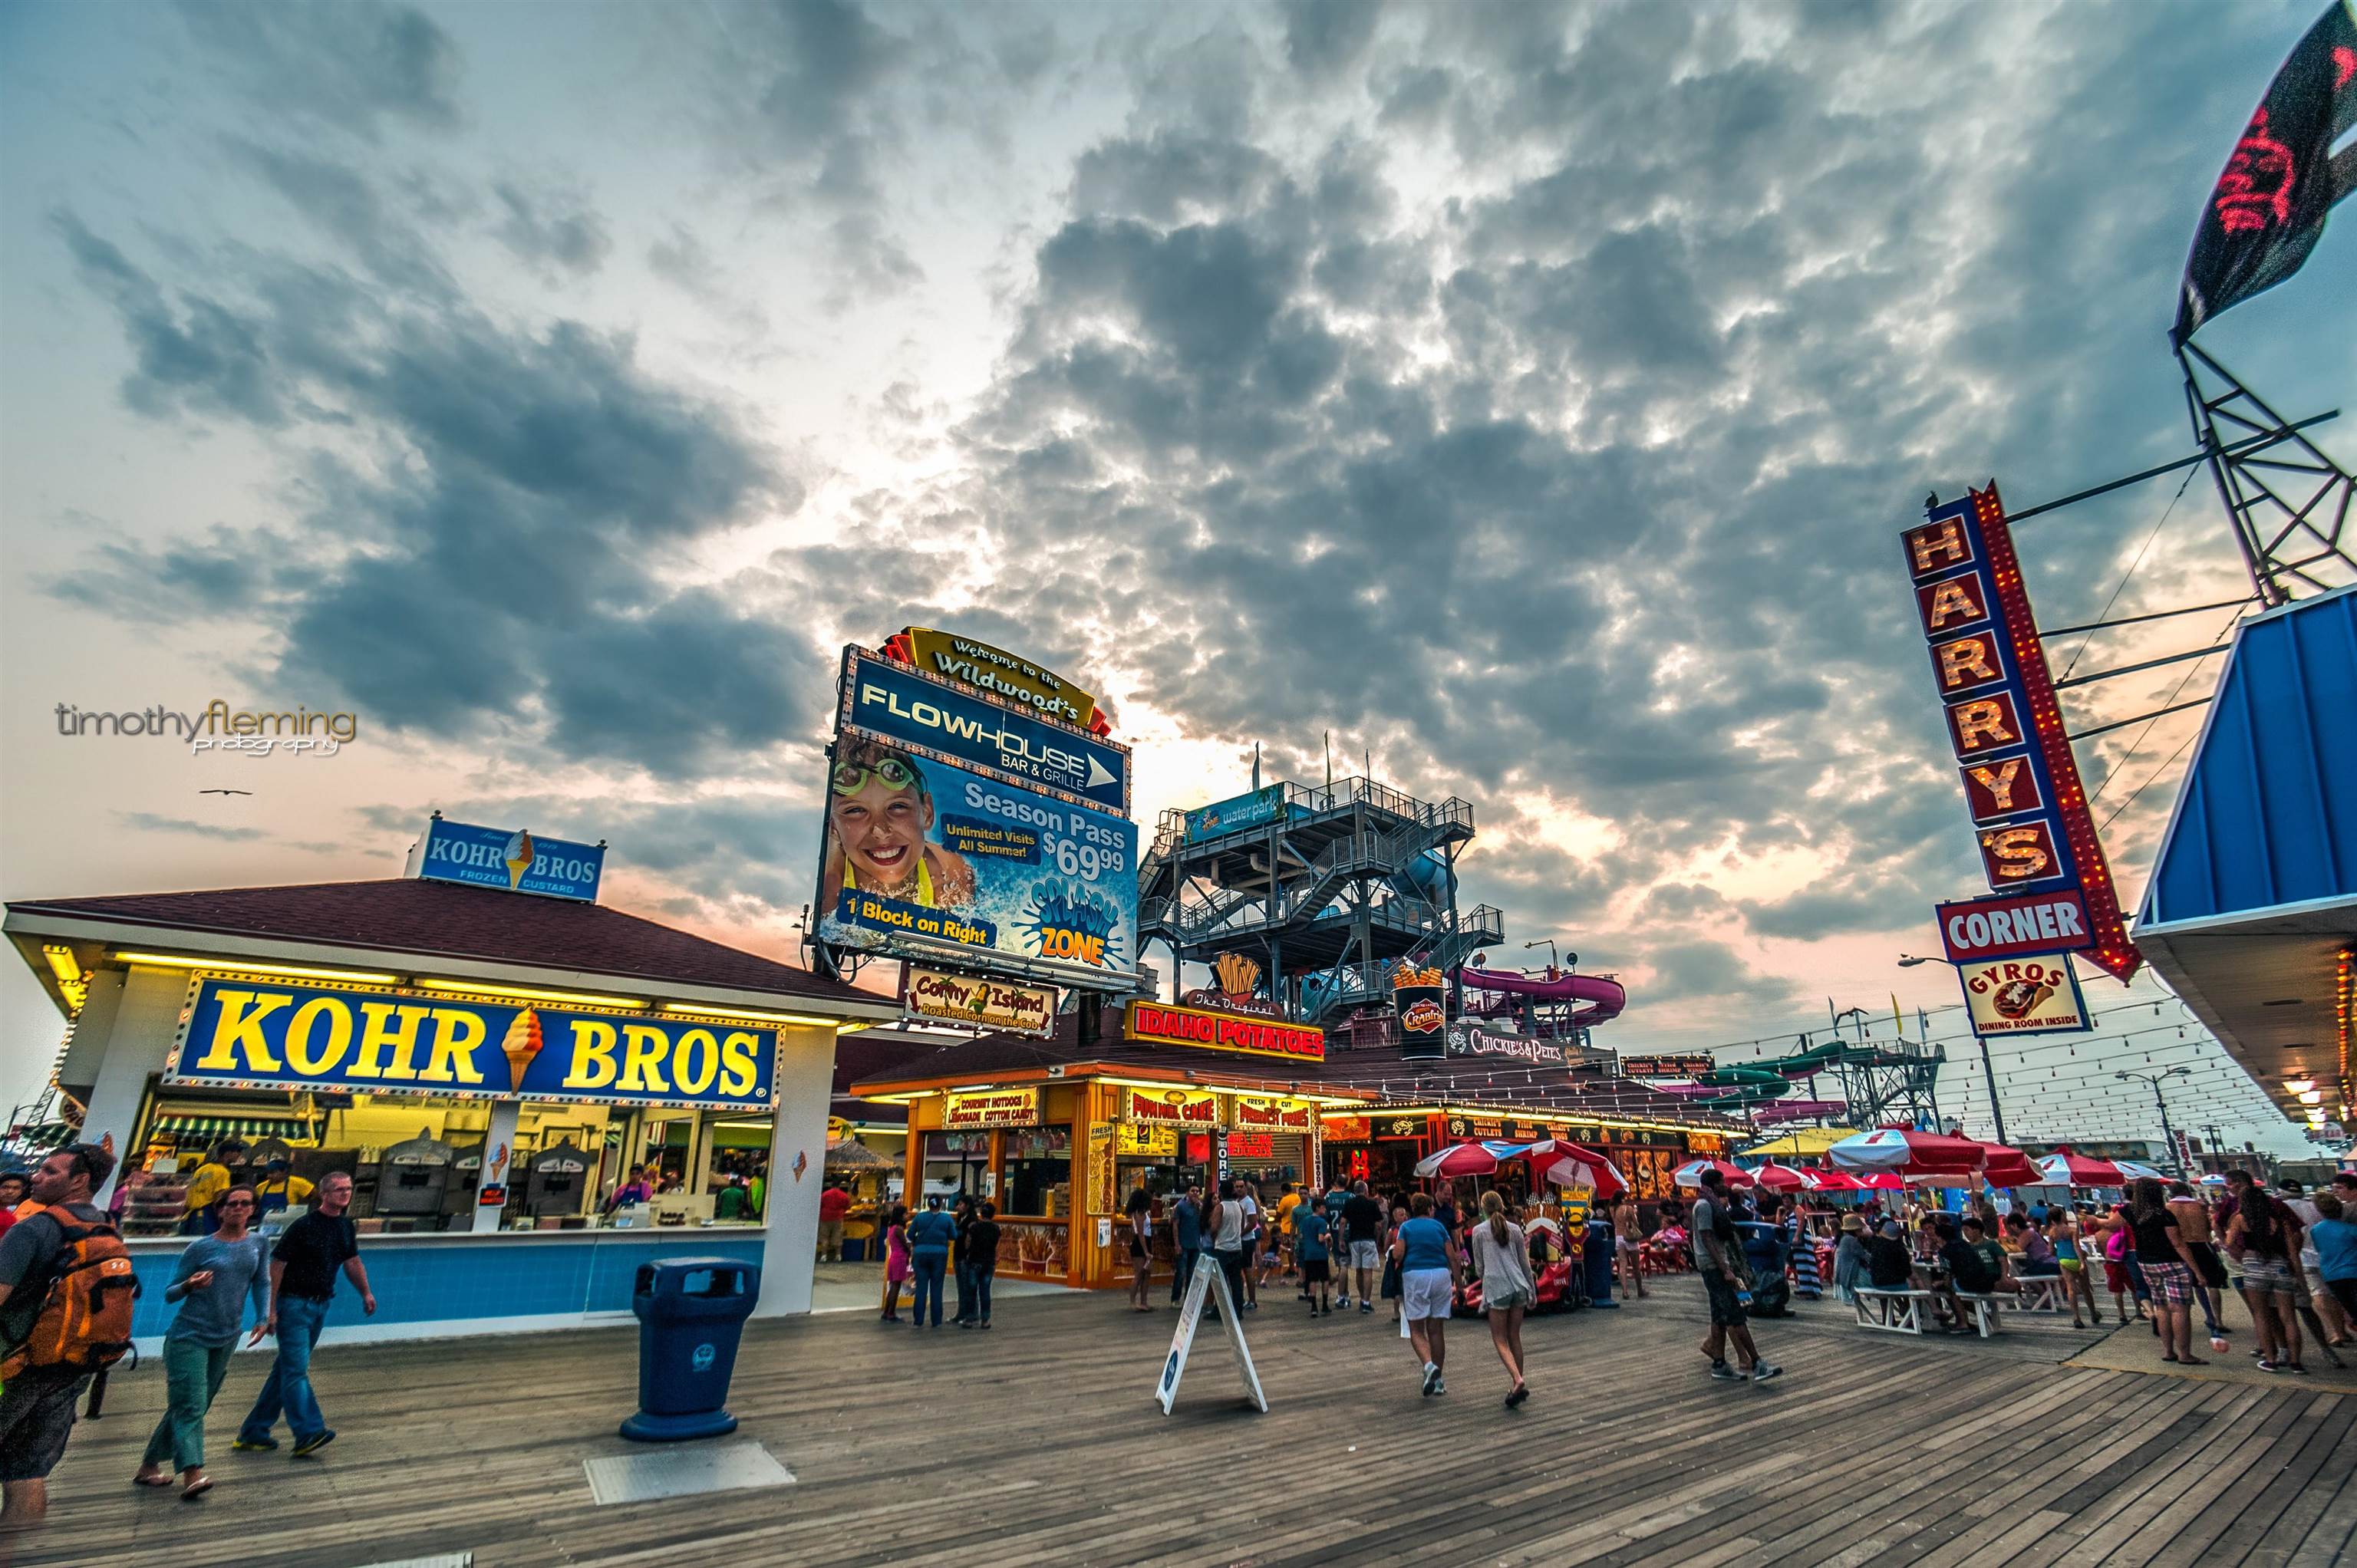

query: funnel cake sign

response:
[163,973,776,1111]
[1904,484,2139,983]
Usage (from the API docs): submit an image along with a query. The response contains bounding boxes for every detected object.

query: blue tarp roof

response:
[2138,585,2357,931]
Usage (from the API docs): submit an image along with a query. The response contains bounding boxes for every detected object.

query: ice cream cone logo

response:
[500,1009,543,1091]
[503,830,536,889]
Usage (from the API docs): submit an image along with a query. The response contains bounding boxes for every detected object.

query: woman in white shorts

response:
[1390,1192,1463,1398]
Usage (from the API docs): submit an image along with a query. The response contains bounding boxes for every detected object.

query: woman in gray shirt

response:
[136,1184,270,1497]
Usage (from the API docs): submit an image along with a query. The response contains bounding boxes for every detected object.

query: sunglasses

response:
[832,756,919,796]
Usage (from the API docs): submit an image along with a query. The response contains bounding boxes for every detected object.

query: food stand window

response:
[925,1132,994,1201]
[1002,1125,1072,1216]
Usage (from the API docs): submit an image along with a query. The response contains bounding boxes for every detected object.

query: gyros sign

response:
[1936,890,2095,964]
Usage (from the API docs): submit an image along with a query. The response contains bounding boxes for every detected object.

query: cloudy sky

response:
[3,1,2349,1151]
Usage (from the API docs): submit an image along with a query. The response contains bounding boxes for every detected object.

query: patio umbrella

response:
[1976,1142,2042,1188]
[1413,1139,1531,1178]
[1827,1127,1987,1179]
[2115,1161,2170,1181]
[2033,1146,2138,1187]
[1521,1141,1630,1202]
[2197,1171,2230,1188]
[1672,1158,1755,1189]
[824,1138,895,1172]
[1795,1167,1865,1193]
[1750,1161,1810,1193]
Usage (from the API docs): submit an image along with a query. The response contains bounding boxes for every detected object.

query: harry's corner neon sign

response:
[1904,484,2139,982]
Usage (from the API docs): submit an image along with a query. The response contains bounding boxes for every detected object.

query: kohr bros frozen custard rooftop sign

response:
[407,814,608,902]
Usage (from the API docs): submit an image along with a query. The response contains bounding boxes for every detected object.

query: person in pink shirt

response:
[879,1204,910,1323]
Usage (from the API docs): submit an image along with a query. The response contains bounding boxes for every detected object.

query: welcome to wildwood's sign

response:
[1122,1000,1325,1062]
[1905,483,2139,989]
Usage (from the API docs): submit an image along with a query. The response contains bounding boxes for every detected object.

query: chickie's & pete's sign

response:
[166,973,777,1112]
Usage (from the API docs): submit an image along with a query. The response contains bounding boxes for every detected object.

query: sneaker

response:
[291,1430,336,1458]
[1708,1360,1740,1381]
[1360,1303,1373,1314]
[2256,1359,2284,1373]
[2287,1363,2311,1375]
[231,1436,278,1453]
[1432,1376,1446,1396]
[1421,1361,1442,1396]
[1750,1362,1785,1383]
[1245,1301,1258,1312]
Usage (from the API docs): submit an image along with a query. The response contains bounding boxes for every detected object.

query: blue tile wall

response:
[130,1236,767,1336]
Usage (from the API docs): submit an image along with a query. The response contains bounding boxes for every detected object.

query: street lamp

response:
[1896,955,1939,967]
[1523,939,1561,970]
[2116,1066,2194,1175]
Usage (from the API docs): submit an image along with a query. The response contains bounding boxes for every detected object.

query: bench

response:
[1953,1291,2004,1337]
[2013,1274,2065,1313]
[1854,1288,1933,1334]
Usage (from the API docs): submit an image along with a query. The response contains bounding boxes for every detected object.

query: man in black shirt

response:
[235,1171,376,1458]
[964,1202,1002,1329]
[0,1141,117,1524]
[1340,1182,1386,1315]
[1866,1220,1915,1291]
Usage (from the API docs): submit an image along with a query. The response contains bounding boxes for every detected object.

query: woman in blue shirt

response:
[135,1185,271,1498]
[2312,1192,2357,1322]
[1389,1193,1463,1398]
[904,1196,957,1328]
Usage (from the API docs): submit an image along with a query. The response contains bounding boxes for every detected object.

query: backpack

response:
[1,1208,140,1379]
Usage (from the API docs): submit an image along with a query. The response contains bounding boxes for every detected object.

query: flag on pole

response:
[2174,2,2357,341]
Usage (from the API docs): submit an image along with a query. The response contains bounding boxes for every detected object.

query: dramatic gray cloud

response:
[490,180,612,279]
[114,812,267,843]
[178,0,463,140]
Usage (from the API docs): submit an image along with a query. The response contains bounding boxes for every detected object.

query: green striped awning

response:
[150,1115,309,1141]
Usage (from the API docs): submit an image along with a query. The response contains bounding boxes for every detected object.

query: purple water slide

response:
[1455,965,1627,1027]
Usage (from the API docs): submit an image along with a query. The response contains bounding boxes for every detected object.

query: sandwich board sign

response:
[1154,1258,1268,1415]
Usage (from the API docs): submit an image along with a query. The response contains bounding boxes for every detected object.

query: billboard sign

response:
[817,743,1139,987]
[1184,785,1287,844]
[1935,889,2096,964]
[901,967,1059,1038]
[414,819,605,901]
[888,628,1102,732]
[165,973,774,1112]
[1122,1000,1325,1062]
[839,647,1128,814]
[1392,964,1446,1060]
[1904,484,2140,981]
[1957,954,2092,1036]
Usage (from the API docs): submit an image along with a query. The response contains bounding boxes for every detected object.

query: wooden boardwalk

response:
[16,1278,2355,1567]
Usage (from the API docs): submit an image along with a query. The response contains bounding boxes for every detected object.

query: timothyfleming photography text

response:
[53,700,360,756]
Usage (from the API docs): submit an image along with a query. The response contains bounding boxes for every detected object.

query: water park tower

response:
[1137,776,1503,1033]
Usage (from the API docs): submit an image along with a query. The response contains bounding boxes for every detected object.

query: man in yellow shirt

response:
[1276,1182,1304,1291]
[254,1158,316,1220]
[180,1139,246,1235]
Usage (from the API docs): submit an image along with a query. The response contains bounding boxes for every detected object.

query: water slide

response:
[1455,964,1627,1028]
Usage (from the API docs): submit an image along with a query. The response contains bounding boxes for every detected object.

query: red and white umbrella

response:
[1827,1128,1986,1179]
[1521,1141,1630,1201]
[1796,1167,1866,1193]
[1413,1140,1528,1178]
[1974,1141,2042,1188]
[1672,1158,1755,1189]
[2035,1146,2136,1188]
[1750,1161,1811,1193]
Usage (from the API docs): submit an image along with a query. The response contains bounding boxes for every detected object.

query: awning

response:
[1737,1127,1858,1159]
[149,1114,311,1142]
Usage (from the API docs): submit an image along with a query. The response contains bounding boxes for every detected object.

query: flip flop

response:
[180,1476,213,1500]
[2180,1357,2209,1365]
[134,1474,173,1488]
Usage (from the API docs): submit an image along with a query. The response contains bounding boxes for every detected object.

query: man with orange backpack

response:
[0,1141,134,1525]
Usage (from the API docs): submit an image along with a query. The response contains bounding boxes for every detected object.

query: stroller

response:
[1736,1221,1794,1316]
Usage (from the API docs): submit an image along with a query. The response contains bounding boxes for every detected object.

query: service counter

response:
[124,1225,770,1352]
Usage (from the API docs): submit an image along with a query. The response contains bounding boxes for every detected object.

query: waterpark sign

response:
[1957,955,2090,1037]
[839,646,1128,814]
[1122,1000,1326,1062]
[164,973,775,1112]
[412,817,605,901]
[1903,485,2139,982]
[1184,785,1287,844]
[900,966,1059,1038]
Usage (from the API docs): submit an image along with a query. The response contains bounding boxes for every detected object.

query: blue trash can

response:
[1584,1220,1617,1307]
[621,1257,759,1441]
